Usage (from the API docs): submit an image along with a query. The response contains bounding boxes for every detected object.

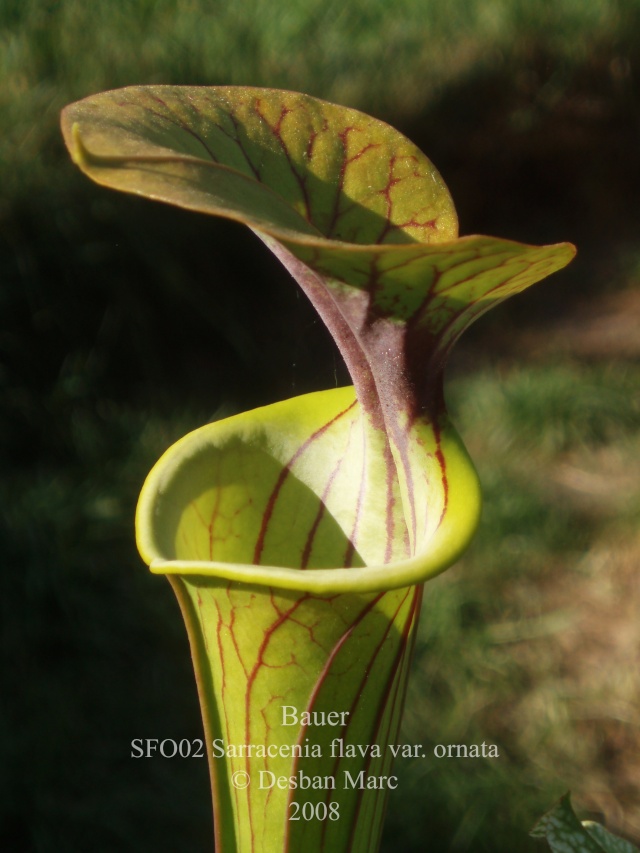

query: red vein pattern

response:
[62,85,575,853]
[252,399,357,566]
[183,574,423,852]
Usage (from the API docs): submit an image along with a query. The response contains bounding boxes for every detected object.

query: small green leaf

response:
[582,822,640,853]
[531,794,639,853]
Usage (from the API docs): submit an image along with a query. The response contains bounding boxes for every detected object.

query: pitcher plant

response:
[61,86,575,852]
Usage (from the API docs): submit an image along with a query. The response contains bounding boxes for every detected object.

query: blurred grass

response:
[2,1,640,851]
[1,0,638,201]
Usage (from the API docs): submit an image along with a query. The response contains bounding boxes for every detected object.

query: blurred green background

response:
[2,1,639,850]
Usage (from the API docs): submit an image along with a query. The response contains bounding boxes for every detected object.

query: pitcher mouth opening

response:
[135,389,481,596]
